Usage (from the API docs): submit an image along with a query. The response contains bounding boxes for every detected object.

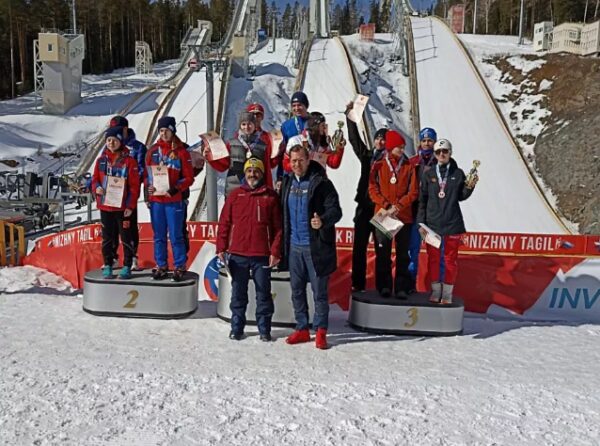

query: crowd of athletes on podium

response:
[91,90,478,348]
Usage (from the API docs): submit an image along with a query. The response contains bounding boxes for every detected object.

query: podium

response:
[348,290,464,336]
[83,269,198,318]
[217,269,314,327]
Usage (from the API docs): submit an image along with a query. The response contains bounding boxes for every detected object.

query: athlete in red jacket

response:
[91,126,140,279]
[145,116,195,281]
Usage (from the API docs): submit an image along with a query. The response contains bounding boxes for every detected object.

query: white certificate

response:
[370,209,404,239]
[151,165,170,196]
[104,176,126,208]
[269,130,283,158]
[419,223,442,248]
[348,94,369,123]
[187,140,206,170]
[201,131,229,160]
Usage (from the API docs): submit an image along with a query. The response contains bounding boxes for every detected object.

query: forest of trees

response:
[433,0,598,35]
[0,0,596,100]
[0,0,232,100]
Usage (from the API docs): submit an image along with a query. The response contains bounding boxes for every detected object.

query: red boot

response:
[315,328,328,350]
[286,329,310,345]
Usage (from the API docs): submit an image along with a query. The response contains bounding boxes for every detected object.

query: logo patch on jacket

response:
[431,178,437,183]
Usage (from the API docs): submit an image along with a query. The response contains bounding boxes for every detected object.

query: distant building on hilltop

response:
[540,20,600,56]
[533,21,553,51]
[580,21,600,56]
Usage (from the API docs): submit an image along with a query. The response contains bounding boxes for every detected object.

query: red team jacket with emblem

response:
[216,183,283,258]
[145,138,195,203]
[91,146,140,212]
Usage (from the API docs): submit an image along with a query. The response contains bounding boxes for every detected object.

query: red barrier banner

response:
[24,223,600,322]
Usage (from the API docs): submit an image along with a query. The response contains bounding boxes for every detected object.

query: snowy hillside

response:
[411,17,566,234]
[0,60,180,174]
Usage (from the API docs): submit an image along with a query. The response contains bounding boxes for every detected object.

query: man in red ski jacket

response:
[216,157,282,342]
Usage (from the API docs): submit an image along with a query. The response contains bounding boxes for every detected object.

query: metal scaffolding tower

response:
[135,41,153,74]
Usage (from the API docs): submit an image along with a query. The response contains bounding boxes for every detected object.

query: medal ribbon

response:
[385,153,404,181]
[237,132,263,158]
[436,164,449,195]
[106,151,126,177]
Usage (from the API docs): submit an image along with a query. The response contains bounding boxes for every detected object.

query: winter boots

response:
[118,266,132,280]
[172,267,186,282]
[441,284,454,305]
[286,329,310,345]
[430,282,454,304]
[152,266,168,280]
[429,282,442,303]
[315,328,328,350]
[102,265,113,279]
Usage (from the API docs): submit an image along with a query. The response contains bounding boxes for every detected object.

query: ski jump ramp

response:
[410,17,568,234]
[303,38,363,227]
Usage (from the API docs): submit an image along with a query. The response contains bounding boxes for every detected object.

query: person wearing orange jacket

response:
[91,126,140,280]
[204,111,277,195]
[281,111,345,173]
[368,130,419,298]
[145,116,195,281]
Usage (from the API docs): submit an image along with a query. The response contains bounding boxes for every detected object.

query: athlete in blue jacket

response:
[276,91,311,188]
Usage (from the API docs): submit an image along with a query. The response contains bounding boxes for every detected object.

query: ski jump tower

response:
[35,31,85,114]
[309,0,330,37]
[231,0,262,77]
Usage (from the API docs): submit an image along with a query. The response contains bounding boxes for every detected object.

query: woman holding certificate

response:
[368,130,419,299]
[417,139,478,304]
[204,111,276,196]
[145,116,195,282]
[91,126,140,280]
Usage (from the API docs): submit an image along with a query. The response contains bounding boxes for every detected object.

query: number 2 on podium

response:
[124,290,139,308]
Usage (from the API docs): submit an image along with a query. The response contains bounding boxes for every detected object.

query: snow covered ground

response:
[411,18,566,234]
[1,285,599,445]
[457,34,576,230]
[0,60,180,175]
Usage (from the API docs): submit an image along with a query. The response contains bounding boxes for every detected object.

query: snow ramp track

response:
[410,17,568,234]
[303,38,366,227]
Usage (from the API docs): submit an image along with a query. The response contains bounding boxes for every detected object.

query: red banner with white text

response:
[24,223,600,322]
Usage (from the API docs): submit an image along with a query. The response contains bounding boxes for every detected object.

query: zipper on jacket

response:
[267,226,271,251]
[229,224,235,247]
[257,201,261,222]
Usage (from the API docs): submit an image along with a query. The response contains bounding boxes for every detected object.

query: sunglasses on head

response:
[434,148,450,155]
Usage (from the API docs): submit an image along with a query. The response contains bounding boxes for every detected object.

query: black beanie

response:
[291,91,309,108]
[157,116,176,134]
[105,126,125,142]
[374,128,388,140]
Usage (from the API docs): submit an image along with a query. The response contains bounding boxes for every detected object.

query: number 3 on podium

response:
[404,307,418,328]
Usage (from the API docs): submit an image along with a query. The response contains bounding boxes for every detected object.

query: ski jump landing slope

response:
[410,17,567,234]
[303,38,363,227]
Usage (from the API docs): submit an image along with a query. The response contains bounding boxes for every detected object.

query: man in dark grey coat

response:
[280,145,342,350]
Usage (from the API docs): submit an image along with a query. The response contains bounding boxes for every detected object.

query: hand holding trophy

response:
[330,121,345,152]
[465,160,480,189]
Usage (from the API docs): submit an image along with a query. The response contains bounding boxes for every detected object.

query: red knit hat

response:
[247,103,265,116]
[384,130,406,151]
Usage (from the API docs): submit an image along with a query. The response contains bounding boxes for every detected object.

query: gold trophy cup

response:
[465,160,481,189]
[330,121,345,151]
